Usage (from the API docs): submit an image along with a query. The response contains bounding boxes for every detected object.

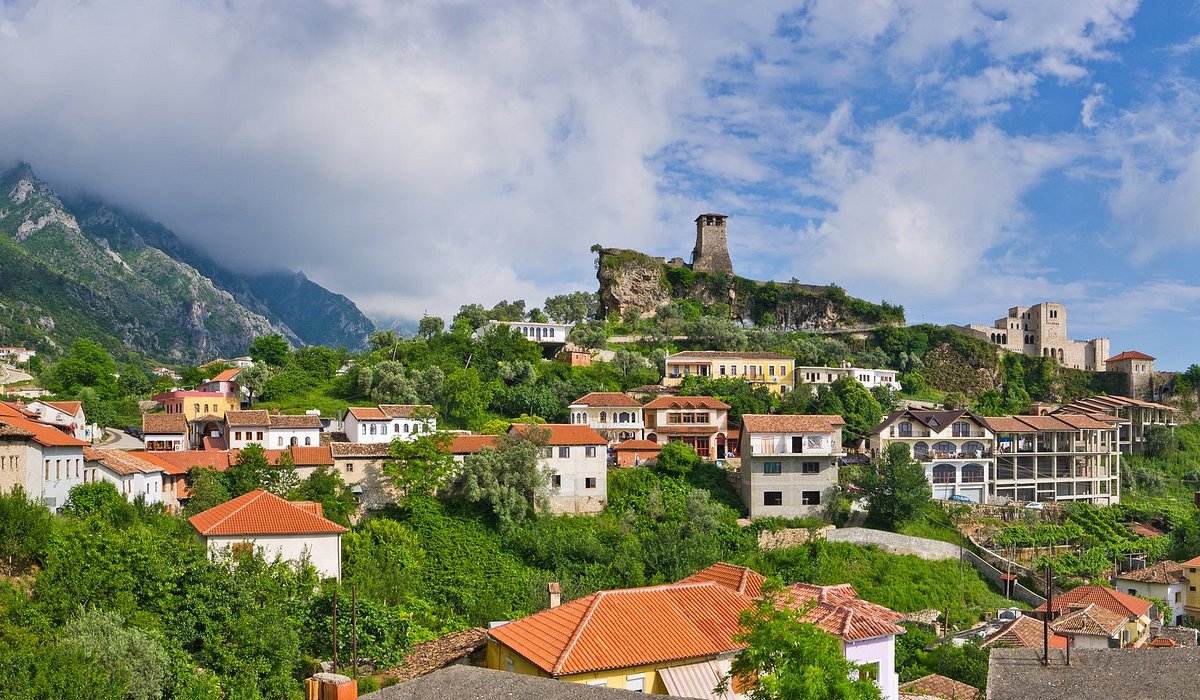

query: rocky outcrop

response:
[597,249,672,319]
[922,343,1001,395]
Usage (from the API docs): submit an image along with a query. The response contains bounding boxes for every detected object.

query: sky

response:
[1,1,1199,369]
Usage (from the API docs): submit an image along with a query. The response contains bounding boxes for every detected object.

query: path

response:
[0,364,32,385]
[102,428,145,450]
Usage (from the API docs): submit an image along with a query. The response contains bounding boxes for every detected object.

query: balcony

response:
[917,451,993,462]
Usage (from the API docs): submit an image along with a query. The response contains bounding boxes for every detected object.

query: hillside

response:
[0,163,373,360]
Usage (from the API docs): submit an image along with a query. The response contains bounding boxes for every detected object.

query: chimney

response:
[548,582,561,609]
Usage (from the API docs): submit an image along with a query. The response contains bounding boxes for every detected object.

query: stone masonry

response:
[691,213,734,275]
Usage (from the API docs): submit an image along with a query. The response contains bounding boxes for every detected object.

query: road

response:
[0,364,32,385]
[102,428,145,450]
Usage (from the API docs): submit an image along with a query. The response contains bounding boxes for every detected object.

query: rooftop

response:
[269,413,323,429]
[984,414,1115,433]
[225,410,271,427]
[741,413,845,434]
[611,439,662,451]
[509,423,607,446]
[1114,561,1186,585]
[448,434,498,454]
[209,368,241,382]
[188,489,347,536]
[1048,604,1127,637]
[1032,584,1152,619]
[1055,394,1177,414]
[986,647,1200,700]
[569,392,641,407]
[980,615,1068,650]
[1106,351,1155,363]
[142,412,187,435]
[871,409,984,436]
[385,628,487,684]
[360,665,647,699]
[898,673,981,700]
[667,350,793,360]
[642,395,731,410]
[83,448,164,476]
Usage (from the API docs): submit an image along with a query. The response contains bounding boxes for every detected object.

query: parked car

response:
[1023,501,1044,510]
[948,494,974,504]
[125,425,144,439]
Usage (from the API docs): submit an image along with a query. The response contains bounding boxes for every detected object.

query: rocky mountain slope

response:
[0,163,373,361]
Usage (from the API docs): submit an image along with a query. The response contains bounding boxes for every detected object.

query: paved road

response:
[103,428,145,450]
[0,364,32,385]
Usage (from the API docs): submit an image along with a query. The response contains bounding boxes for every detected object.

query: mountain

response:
[0,163,373,361]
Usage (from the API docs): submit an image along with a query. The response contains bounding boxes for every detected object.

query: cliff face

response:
[596,247,905,330]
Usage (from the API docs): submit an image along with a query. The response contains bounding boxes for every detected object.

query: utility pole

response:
[332,589,339,673]
[1042,564,1053,666]
[352,585,359,680]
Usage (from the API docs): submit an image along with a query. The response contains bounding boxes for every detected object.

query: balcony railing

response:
[918,451,994,462]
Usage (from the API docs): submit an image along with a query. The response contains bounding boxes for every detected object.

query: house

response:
[985,414,1121,505]
[0,346,35,363]
[4,385,50,399]
[1053,394,1176,454]
[224,410,323,450]
[955,302,1110,371]
[986,647,1200,700]
[1113,561,1188,626]
[26,400,91,441]
[243,445,335,480]
[82,448,165,506]
[980,613,1068,650]
[568,392,645,443]
[225,410,271,449]
[0,402,89,512]
[643,395,731,459]
[868,410,994,504]
[1047,603,1130,649]
[486,562,904,699]
[478,320,573,348]
[329,441,397,510]
[152,389,241,448]
[146,450,234,510]
[898,674,981,700]
[1104,351,1157,401]
[663,351,795,395]
[1182,556,1200,623]
[449,434,499,462]
[151,366,182,381]
[143,412,188,451]
[611,439,661,467]
[510,424,607,515]
[198,368,241,395]
[796,363,902,392]
[188,489,347,579]
[1031,584,1152,647]
[344,405,436,444]
[360,665,649,699]
[739,414,845,518]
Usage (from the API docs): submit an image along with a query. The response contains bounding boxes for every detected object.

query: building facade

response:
[568,392,645,443]
[1104,351,1157,401]
[868,410,994,504]
[1113,562,1188,626]
[663,351,795,395]
[957,302,1110,371]
[986,414,1121,505]
[740,414,845,518]
[796,364,901,391]
[643,396,731,459]
[344,405,436,444]
[479,321,573,347]
[1053,394,1176,454]
[512,424,608,515]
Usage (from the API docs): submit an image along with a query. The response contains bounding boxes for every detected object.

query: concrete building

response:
[1104,350,1157,400]
[345,405,436,444]
[479,321,573,348]
[83,448,165,506]
[956,302,1110,370]
[511,424,608,515]
[1053,394,1177,454]
[985,414,1122,505]
[567,392,644,443]
[868,410,994,504]
[643,395,731,459]
[0,402,88,512]
[796,363,901,392]
[189,489,347,580]
[25,400,92,442]
[663,351,796,395]
[143,412,187,451]
[740,414,845,518]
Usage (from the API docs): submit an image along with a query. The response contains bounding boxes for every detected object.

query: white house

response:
[0,402,88,512]
[868,409,995,504]
[796,363,901,392]
[189,489,347,580]
[225,410,272,449]
[224,410,323,450]
[511,424,607,514]
[26,400,93,442]
[266,413,322,448]
[740,414,845,519]
[344,405,436,444]
[568,392,645,443]
[477,320,573,346]
[1113,562,1189,626]
[0,347,35,363]
[83,448,165,505]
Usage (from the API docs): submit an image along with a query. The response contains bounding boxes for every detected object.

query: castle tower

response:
[691,213,734,275]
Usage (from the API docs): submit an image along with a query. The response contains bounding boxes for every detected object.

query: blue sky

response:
[1,1,1198,368]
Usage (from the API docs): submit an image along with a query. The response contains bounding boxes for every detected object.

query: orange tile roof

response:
[1049,604,1127,637]
[347,406,389,421]
[269,413,322,429]
[1115,561,1185,585]
[143,412,187,434]
[981,615,1069,649]
[679,562,766,598]
[329,442,392,458]
[570,392,641,407]
[489,582,752,676]
[668,351,793,360]
[1147,636,1179,648]
[984,414,1113,433]
[643,396,731,410]
[0,414,88,447]
[450,434,498,454]
[43,400,83,416]
[210,368,241,382]
[898,674,982,700]
[510,424,607,446]
[379,404,434,419]
[783,583,906,642]
[1183,555,1200,567]
[83,448,165,476]
[741,414,845,433]
[189,489,347,536]
[292,501,325,518]
[147,450,233,474]
[225,410,271,427]
[612,439,661,451]
[1107,351,1155,362]
[1033,584,1152,618]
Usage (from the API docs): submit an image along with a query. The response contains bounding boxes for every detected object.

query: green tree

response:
[830,377,883,447]
[0,486,53,575]
[61,481,135,524]
[226,443,272,496]
[1144,424,1177,459]
[440,368,492,430]
[859,442,931,531]
[60,609,170,700]
[418,315,445,338]
[184,467,231,515]
[247,334,290,366]
[385,432,457,501]
[722,581,882,700]
[543,291,599,324]
[452,303,490,331]
[611,349,647,383]
[488,299,527,321]
[236,363,271,407]
[117,364,152,397]
[568,322,608,350]
[290,465,356,526]
[265,450,300,496]
[655,441,702,475]
[342,518,425,607]
[460,427,552,527]
[49,339,119,396]
[526,307,549,323]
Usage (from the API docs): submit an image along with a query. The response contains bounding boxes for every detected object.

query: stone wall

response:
[826,528,962,560]
[757,524,837,551]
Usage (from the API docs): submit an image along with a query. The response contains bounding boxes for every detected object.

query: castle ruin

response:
[691,213,734,275]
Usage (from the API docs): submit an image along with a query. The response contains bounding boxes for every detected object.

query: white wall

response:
[206,533,342,580]
[25,444,84,512]
[568,406,644,441]
[544,445,607,514]
[1115,579,1184,625]
[228,427,268,449]
[346,415,435,444]
[267,426,321,448]
[843,636,898,700]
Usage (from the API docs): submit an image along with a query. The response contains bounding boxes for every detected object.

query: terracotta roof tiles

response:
[679,562,766,598]
[347,406,389,421]
[1032,584,1152,619]
[611,439,661,451]
[1106,351,1155,362]
[449,434,498,454]
[143,412,187,434]
[1049,604,1127,637]
[668,351,793,360]
[189,489,347,536]
[643,396,731,410]
[742,414,845,434]
[898,674,982,700]
[43,400,83,415]
[0,414,88,448]
[269,413,322,429]
[569,392,642,407]
[146,450,233,474]
[981,615,1069,649]
[379,404,434,419]
[783,583,906,642]
[210,368,241,382]
[329,442,392,458]
[83,448,165,476]
[224,410,271,427]
[510,424,608,446]
[1114,561,1186,585]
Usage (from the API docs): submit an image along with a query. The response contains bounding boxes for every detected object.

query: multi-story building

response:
[344,405,436,444]
[1113,562,1189,626]
[1053,394,1176,454]
[663,351,796,395]
[985,414,1121,505]
[796,363,901,391]
[0,402,88,512]
[478,321,573,347]
[83,448,165,506]
[868,410,994,504]
[25,400,92,441]
[511,424,608,514]
[142,412,188,452]
[224,410,323,450]
[740,414,845,518]
[957,302,1110,371]
[1103,351,1157,400]
[643,395,731,459]
[567,392,644,443]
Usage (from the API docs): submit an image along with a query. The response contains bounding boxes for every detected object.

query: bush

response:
[654,441,702,476]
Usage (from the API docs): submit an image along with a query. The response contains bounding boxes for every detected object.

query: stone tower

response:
[691,213,734,275]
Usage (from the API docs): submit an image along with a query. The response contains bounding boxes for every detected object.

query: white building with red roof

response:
[643,395,731,459]
[568,392,645,443]
[0,401,89,512]
[509,424,608,514]
[344,404,436,444]
[83,448,165,505]
[188,489,347,580]
[26,399,92,441]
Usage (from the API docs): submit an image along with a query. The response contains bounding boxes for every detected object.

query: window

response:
[599,411,607,423]
[858,662,879,683]
[585,477,597,489]
[802,462,819,474]
[952,421,970,437]
[203,404,209,413]
[1128,589,1137,596]
[256,431,263,441]
[626,674,645,692]
[505,656,514,673]
[962,464,984,483]
[55,459,60,480]
[791,436,804,453]
[1176,592,1182,603]
[194,403,200,414]
[585,446,596,458]
[304,437,311,446]
[370,424,377,435]
[719,365,726,376]
[769,365,776,376]
[586,681,608,687]
[559,446,570,458]
[898,422,912,437]
[361,424,368,435]
[764,491,783,506]
[235,431,242,441]
[44,460,49,480]
[801,491,821,505]
[932,464,956,484]
[345,463,354,473]
[277,437,284,446]
[913,442,929,460]
[552,474,562,488]
[763,462,782,475]
[542,447,553,459]
[932,441,956,455]
[381,424,388,435]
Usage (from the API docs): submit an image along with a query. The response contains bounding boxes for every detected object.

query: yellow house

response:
[663,351,795,395]
[1184,556,1200,621]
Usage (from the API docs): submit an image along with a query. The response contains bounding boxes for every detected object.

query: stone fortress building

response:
[690,213,734,275]
[956,302,1110,371]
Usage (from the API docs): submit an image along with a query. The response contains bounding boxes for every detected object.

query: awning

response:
[658,659,741,700]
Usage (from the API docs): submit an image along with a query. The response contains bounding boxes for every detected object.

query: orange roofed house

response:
[509,424,608,514]
[1031,584,1153,647]
[643,396,731,459]
[568,392,645,443]
[189,489,347,580]
[486,562,905,699]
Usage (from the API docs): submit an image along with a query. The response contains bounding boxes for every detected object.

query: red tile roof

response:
[510,424,607,446]
[1106,351,1155,363]
[679,562,766,598]
[1183,555,1200,567]
[611,439,661,451]
[1033,584,1152,618]
[783,583,906,642]
[83,448,165,476]
[329,442,392,458]
[379,404,434,419]
[269,414,323,429]
[287,445,334,466]
[668,351,793,360]
[0,413,88,447]
[43,400,83,416]
[146,450,233,474]
[570,392,641,407]
[741,414,845,434]
[449,434,498,454]
[898,674,982,700]
[225,410,271,427]
[643,396,731,410]
[143,412,187,434]
[984,414,1113,433]
[189,489,347,536]
[1147,636,1179,648]
[1115,561,1186,585]
[347,406,389,421]
[210,368,241,382]
[981,615,1068,649]
[1049,604,1127,637]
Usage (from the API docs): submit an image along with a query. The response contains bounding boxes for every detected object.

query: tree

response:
[1179,364,1200,413]
[385,432,457,501]
[440,368,492,430]
[61,482,134,524]
[655,441,702,475]
[722,580,882,700]
[612,349,646,381]
[526,307,548,323]
[1144,424,1177,459]
[184,467,231,514]
[488,299,527,321]
[49,339,119,396]
[460,427,552,527]
[684,316,748,350]
[247,334,289,366]
[543,291,599,324]
[265,450,301,497]
[859,442,931,531]
[0,486,53,575]
[418,315,445,338]
[829,377,883,448]
[117,364,152,397]
[237,363,271,407]
[342,518,425,607]
[290,465,356,526]
[568,322,608,350]
[60,609,170,700]
[453,303,490,331]
[227,444,273,496]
